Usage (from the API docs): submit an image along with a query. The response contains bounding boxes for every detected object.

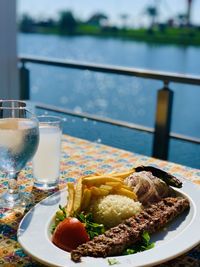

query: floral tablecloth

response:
[0,135,200,267]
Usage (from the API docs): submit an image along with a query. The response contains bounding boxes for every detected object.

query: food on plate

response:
[76,212,105,239]
[73,178,83,213]
[51,165,189,263]
[65,173,137,217]
[124,171,172,205]
[88,194,142,228]
[134,165,182,188]
[71,197,190,262]
[66,182,75,215]
[52,217,89,252]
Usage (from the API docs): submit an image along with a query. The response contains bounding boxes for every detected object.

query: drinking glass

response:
[33,115,62,190]
[0,100,39,208]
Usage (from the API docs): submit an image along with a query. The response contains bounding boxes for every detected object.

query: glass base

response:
[34,180,59,190]
[0,191,34,209]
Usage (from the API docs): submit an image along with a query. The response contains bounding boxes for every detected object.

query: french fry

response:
[91,186,110,196]
[81,188,92,210]
[109,170,135,179]
[121,184,133,190]
[99,184,113,191]
[116,187,137,200]
[105,181,122,189]
[82,174,103,180]
[83,176,121,186]
[66,182,75,216]
[73,178,83,213]
[82,172,102,179]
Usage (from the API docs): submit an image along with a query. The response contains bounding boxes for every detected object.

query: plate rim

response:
[18,180,200,267]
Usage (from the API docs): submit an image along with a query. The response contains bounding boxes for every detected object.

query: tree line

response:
[18,9,200,46]
[19,11,111,34]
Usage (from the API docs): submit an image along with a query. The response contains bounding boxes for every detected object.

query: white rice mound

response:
[89,194,142,228]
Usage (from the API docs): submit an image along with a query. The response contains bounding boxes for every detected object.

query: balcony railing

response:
[18,55,200,162]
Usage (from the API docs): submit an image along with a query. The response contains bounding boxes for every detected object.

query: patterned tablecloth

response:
[0,135,200,267]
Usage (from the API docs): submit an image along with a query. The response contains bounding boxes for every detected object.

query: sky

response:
[17,0,200,26]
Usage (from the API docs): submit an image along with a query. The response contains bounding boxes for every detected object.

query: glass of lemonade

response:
[33,115,62,190]
[0,100,39,209]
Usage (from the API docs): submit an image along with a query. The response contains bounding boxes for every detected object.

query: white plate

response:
[18,180,200,267]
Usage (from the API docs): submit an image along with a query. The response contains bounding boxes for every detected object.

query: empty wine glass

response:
[0,100,39,209]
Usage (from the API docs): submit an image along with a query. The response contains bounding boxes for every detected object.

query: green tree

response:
[19,14,35,33]
[87,13,108,26]
[146,6,158,28]
[58,11,77,34]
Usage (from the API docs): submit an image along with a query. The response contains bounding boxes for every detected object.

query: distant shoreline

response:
[19,26,200,46]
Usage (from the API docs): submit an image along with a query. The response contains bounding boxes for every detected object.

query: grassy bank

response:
[25,25,200,46]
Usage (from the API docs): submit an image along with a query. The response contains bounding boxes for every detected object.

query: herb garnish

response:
[107,258,120,265]
[51,205,67,233]
[52,207,105,240]
[123,231,155,255]
[76,212,105,239]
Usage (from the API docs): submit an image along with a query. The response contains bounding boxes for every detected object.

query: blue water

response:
[18,33,200,140]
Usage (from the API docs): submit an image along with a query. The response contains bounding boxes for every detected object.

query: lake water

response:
[18,33,200,139]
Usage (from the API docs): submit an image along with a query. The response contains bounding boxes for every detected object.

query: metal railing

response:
[18,55,200,161]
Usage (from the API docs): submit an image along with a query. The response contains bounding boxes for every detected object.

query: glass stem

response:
[6,172,20,201]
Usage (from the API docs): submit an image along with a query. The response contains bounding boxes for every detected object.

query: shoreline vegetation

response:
[19,11,200,46]
[28,26,200,46]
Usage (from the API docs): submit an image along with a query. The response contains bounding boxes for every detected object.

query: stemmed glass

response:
[0,100,39,209]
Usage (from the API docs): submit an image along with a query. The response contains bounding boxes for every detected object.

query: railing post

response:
[152,81,173,160]
[19,62,30,100]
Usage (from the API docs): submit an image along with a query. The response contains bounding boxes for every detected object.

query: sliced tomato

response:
[52,217,90,252]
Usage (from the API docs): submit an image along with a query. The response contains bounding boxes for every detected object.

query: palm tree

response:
[87,13,108,27]
[146,6,158,27]
[186,0,193,26]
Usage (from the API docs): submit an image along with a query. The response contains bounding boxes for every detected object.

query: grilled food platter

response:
[18,166,200,267]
